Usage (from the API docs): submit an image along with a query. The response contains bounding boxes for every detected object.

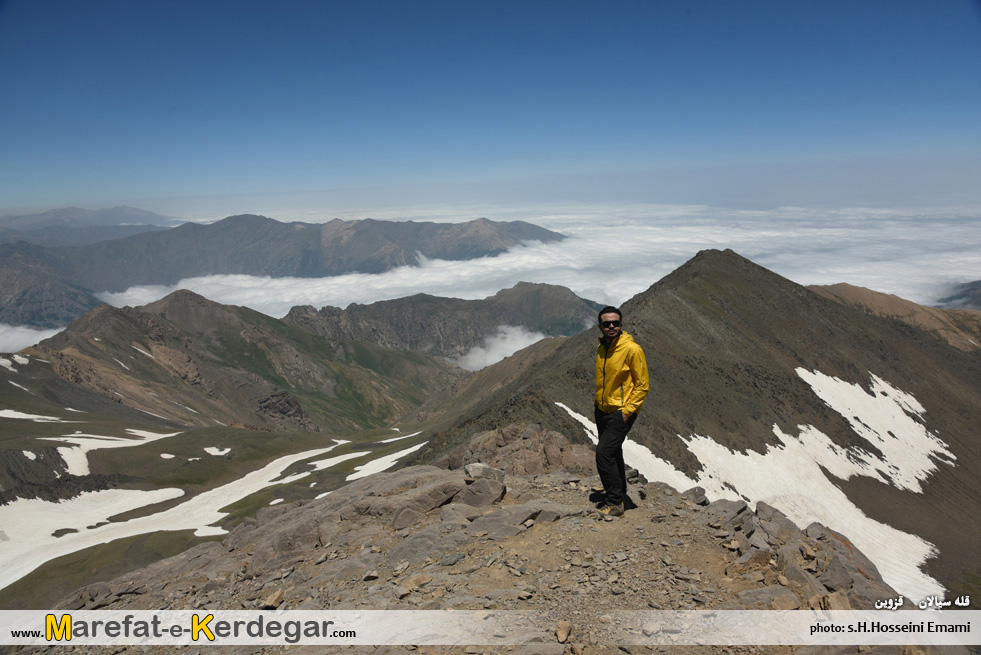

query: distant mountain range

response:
[938,280,981,310]
[0,206,179,230]
[0,206,175,247]
[0,213,565,328]
[1,248,977,612]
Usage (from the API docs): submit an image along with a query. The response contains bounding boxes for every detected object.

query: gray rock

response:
[777,546,827,598]
[680,486,709,506]
[464,462,506,483]
[441,553,466,567]
[467,511,525,540]
[736,584,800,610]
[389,523,470,564]
[701,498,749,528]
[757,502,802,546]
[819,555,855,592]
[440,502,487,523]
[454,477,506,506]
[392,508,425,530]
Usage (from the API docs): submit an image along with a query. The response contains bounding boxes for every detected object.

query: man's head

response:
[598,306,623,342]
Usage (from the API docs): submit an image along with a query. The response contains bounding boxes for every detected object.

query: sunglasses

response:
[600,320,622,328]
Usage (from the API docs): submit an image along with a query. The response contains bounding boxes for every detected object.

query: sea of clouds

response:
[2,203,979,358]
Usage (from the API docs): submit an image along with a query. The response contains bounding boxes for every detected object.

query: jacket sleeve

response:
[622,345,649,417]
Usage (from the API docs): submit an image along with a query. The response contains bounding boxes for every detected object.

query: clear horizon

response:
[1,1,980,216]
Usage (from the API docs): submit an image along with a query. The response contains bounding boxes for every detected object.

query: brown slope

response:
[810,282,981,352]
[28,290,465,433]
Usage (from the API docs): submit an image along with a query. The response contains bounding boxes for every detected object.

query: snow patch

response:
[132,345,155,359]
[307,451,370,471]
[347,442,427,481]
[169,400,199,414]
[795,369,955,492]
[8,380,29,392]
[0,409,77,423]
[40,429,183,475]
[379,430,422,443]
[22,451,36,461]
[204,447,230,456]
[160,453,176,459]
[135,408,172,420]
[0,487,185,591]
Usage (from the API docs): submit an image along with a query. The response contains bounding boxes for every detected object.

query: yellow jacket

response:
[595,331,649,417]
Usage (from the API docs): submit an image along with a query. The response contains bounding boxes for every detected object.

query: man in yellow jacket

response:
[594,306,649,516]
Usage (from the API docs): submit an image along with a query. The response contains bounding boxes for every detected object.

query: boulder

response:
[464,462,506,483]
[454,478,506,506]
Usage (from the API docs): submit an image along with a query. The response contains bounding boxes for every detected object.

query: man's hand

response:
[621,411,628,422]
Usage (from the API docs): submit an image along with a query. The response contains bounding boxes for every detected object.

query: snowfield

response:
[0,426,433,592]
[0,441,349,591]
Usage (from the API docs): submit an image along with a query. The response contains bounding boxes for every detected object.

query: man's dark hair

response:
[598,306,622,322]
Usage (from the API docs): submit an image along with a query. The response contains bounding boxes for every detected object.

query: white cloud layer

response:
[95,203,981,319]
[454,326,549,371]
[0,324,63,354]
[5,203,978,356]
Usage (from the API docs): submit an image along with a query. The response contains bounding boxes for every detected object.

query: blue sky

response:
[1,0,980,217]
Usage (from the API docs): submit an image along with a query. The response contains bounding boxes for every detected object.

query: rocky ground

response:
[9,425,969,655]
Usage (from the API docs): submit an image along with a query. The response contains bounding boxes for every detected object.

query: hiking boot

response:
[596,502,624,517]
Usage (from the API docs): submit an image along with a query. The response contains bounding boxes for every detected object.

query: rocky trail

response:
[10,425,967,655]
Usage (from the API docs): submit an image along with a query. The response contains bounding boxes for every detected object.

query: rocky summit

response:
[13,424,967,655]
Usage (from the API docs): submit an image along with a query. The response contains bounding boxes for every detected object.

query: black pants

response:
[594,408,637,505]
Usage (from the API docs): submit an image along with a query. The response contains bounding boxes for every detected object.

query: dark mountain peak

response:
[492,281,601,310]
[211,214,275,227]
[142,288,216,312]
[664,248,771,282]
[139,289,243,333]
[629,249,809,322]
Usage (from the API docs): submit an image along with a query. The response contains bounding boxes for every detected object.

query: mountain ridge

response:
[0,215,565,328]
[284,281,601,359]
